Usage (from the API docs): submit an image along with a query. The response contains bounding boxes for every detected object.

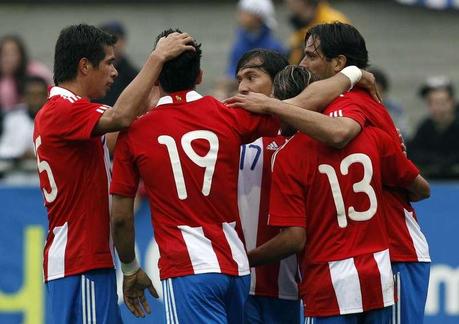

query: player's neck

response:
[56,81,87,98]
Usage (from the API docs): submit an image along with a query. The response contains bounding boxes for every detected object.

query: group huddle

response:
[35,22,430,324]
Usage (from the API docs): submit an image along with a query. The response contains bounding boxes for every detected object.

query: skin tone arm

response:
[111,195,158,318]
[248,226,306,267]
[93,33,195,135]
[227,91,362,149]
[406,175,430,202]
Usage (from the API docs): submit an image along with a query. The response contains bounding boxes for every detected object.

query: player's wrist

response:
[150,51,167,64]
[339,66,362,90]
[121,257,140,276]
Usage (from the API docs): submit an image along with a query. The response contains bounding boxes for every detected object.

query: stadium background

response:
[0,0,458,323]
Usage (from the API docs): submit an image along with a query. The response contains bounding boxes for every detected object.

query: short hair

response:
[235,49,289,81]
[156,28,201,93]
[273,65,316,100]
[305,22,368,69]
[53,24,117,85]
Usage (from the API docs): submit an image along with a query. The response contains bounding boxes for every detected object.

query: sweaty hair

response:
[235,49,289,81]
[305,22,368,69]
[273,65,316,100]
[156,28,201,93]
[53,24,117,85]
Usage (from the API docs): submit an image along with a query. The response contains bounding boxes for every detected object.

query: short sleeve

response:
[377,130,419,188]
[55,99,109,140]
[227,107,280,144]
[268,135,308,228]
[110,131,140,198]
[324,96,367,129]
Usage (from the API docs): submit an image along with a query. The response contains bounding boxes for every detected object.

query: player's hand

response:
[153,32,195,62]
[224,92,276,114]
[357,70,383,103]
[123,268,158,318]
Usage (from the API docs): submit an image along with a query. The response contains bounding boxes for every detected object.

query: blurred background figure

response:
[284,0,349,64]
[0,35,52,113]
[0,76,48,180]
[212,0,286,100]
[98,21,139,106]
[408,76,459,179]
[369,66,409,137]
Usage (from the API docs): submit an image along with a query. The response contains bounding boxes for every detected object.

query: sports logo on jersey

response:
[329,110,344,118]
[266,141,279,151]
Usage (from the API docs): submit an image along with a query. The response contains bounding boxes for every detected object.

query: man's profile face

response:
[300,36,335,80]
[87,45,118,99]
[236,58,273,96]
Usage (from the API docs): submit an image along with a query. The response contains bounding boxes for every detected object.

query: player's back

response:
[33,86,113,281]
[325,89,430,262]
[112,90,278,279]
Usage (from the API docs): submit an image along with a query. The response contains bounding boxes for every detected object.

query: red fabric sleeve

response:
[324,96,367,129]
[377,129,419,188]
[55,99,108,140]
[268,135,308,228]
[110,130,140,198]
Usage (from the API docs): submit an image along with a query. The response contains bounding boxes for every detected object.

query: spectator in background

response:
[369,67,409,137]
[213,0,286,99]
[98,21,139,106]
[409,76,459,179]
[285,0,349,64]
[0,35,52,112]
[0,76,48,161]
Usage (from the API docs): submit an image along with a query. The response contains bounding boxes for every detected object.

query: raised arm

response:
[93,32,195,135]
[248,226,306,267]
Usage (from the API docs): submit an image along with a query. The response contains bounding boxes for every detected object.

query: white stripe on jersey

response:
[96,109,105,113]
[47,222,68,280]
[178,225,221,274]
[222,222,250,275]
[374,249,395,307]
[403,209,431,262]
[328,257,363,314]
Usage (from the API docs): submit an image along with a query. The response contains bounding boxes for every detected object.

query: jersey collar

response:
[49,86,81,101]
[156,90,203,107]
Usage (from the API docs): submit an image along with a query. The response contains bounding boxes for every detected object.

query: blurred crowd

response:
[0,0,458,182]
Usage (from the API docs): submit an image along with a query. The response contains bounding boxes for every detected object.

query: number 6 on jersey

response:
[159,130,219,200]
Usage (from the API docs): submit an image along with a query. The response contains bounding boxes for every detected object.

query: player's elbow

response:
[111,211,129,230]
[328,128,353,149]
[287,227,306,253]
[408,175,431,202]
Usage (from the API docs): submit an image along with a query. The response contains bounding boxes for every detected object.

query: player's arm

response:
[248,227,305,267]
[406,175,430,202]
[111,195,158,318]
[227,92,361,149]
[93,32,195,135]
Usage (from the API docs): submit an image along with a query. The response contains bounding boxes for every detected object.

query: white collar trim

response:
[49,86,81,100]
[156,90,203,107]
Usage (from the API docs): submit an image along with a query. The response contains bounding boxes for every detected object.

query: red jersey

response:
[33,86,114,282]
[238,136,299,300]
[269,127,420,316]
[110,91,279,280]
[325,89,430,262]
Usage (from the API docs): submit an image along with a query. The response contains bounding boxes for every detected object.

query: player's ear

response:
[334,55,347,74]
[79,58,91,76]
[195,70,203,85]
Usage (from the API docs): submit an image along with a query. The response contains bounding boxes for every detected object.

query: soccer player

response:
[248,65,430,323]
[33,24,194,323]
[227,22,431,324]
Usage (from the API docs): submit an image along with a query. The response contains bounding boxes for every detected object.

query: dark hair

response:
[99,21,126,38]
[236,49,289,81]
[53,24,117,85]
[156,28,201,93]
[305,22,368,69]
[273,65,316,100]
[0,35,29,100]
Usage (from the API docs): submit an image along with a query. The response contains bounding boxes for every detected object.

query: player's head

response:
[53,24,118,98]
[155,28,202,93]
[300,22,368,80]
[236,49,289,96]
[273,65,316,136]
[23,76,48,117]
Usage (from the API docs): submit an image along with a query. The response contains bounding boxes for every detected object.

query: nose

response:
[112,65,118,79]
[238,80,250,95]
[299,56,309,69]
